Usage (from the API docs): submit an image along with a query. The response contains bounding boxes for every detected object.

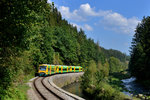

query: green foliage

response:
[95,82,127,100]
[0,1,107,98]
[101,48,130,62]
[52,27,79,65]
[109,57,128,73]
[82,69,128,100]
[81,58,129,99]
[0,0,129,99]
[129,16,150,85]
[53,52,63,65]
[109,57,121,73]
[3,84,29,100]
[81,60,98,90]
[108,71,131,93]
[2,74,33,100]
[98,61,109,77]
[88,60,97,85]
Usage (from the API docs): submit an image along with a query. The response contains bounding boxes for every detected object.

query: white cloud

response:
[47,0,52,3]
[83,24,93,31]
[58,3,140,35]
[59,3,100,21]
[79,3,98,16]
[59,6,86,21]
[59,3,111,21]
[100,12,140,35]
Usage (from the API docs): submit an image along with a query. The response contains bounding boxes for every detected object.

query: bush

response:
[81,60,129,100]
[96,82,127,100]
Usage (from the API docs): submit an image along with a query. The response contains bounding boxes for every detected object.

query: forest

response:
[129,16,150,87]
[0,0,137,100]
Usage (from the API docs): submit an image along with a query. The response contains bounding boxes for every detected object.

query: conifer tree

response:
[129,16,150,83]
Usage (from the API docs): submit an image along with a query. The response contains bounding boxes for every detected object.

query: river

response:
[62,77,150,99]
[122,77,150,96]
[62,82,89,99]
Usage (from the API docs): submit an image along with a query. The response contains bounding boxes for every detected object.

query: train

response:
[38,64,83,76]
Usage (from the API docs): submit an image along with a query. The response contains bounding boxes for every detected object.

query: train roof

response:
[39,64,82,67]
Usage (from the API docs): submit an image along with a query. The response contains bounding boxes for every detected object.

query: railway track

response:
[33,77,62,100]
[33,74,85,100]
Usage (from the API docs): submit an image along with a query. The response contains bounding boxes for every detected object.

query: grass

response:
[3,73,34,100]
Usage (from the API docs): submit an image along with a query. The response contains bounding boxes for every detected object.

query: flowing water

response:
[121,77,150,96]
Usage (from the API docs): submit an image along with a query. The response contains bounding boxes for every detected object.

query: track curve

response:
[34,77,62,100]
[33,73,85,100]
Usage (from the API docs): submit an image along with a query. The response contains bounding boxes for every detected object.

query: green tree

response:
[88,60,97,85]
[53,52,63,65]
[81,60,97,95]
[129,16,150,84]
[109,57,121,73]
[0,0,129,99]
[101,48,130,62]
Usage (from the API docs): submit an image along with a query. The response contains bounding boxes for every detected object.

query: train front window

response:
[40,66,46,71]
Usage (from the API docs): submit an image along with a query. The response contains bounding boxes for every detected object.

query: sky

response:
[48,0,150,55]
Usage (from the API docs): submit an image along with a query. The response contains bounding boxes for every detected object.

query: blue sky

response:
[48,0,150,55]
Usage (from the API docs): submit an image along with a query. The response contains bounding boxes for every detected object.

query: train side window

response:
[48,67,50,72]
[51,67,54,72]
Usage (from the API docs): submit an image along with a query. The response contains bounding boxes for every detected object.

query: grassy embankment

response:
[3,74,34,100]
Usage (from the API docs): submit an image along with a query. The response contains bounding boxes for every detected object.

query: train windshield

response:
[39,66,46,71]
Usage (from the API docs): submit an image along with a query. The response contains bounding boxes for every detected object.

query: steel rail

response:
[33,77,62,100]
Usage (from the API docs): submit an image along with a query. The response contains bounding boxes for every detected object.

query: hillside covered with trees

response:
[129,16,150,87]
[0,0,129,99]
